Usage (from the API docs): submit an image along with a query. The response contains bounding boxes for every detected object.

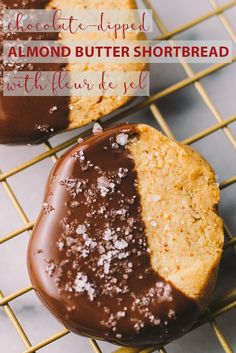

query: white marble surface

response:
[0,0,236,352]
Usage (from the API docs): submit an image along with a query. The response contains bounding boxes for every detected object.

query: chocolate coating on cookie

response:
[28,124,199,346]
[0,0,69,144]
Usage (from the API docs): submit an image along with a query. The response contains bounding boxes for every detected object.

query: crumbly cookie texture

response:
[28,124,223,346]
[130,124,224,310]
[48,0,148,130]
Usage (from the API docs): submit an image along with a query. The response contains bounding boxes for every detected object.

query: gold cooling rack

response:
[1,0,236,352]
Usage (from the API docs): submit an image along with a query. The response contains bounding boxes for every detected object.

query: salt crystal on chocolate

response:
[42,202,55,214]
[114,239,128,250]
[97,176,110,197]
[46,262,56,277]
[57,241,64,251]
[73,272,96,301]
[93,122,103,134]
[66,237,75,246]
[103,228,113,241]
[76,224,87,235]
[116,133,129,146]
[118,167,129,178]
[49,105,58,114]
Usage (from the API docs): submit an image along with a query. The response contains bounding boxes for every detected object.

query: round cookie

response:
[27,124,223,346]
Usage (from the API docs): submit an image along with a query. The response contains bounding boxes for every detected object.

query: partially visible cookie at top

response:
[0,0,147,144]
[27,123,223,346]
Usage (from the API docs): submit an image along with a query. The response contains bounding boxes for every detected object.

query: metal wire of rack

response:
[0,0,236,352]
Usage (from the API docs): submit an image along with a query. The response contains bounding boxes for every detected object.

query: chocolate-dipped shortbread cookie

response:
[27,124,223,346]
[0,0,147,144]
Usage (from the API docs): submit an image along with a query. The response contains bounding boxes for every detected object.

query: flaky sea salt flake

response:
[93,122,103,134]
[46,262,55,276]
[116,133,129,146]
[114,239,128,250]
[73,272,96,301]
[49,105,58,114]
[76,224,87,235]
[103,228,113,241]
[97,176,110,197]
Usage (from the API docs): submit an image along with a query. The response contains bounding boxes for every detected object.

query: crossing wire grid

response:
[0,0,236,352]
